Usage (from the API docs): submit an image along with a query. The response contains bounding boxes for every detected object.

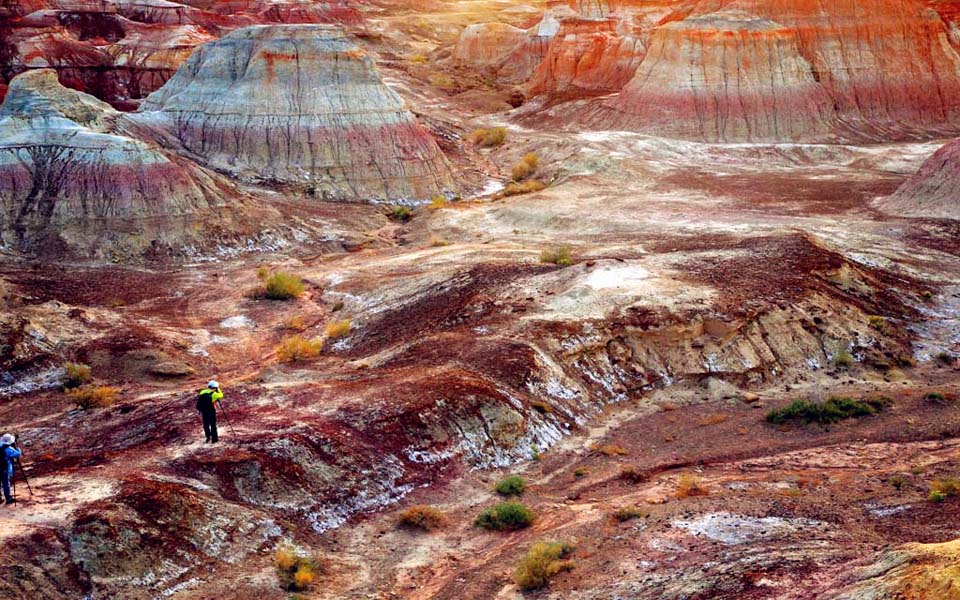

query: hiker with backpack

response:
[1,433,22,505]
[196,380,224,443]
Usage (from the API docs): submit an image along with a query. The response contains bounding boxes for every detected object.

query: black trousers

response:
[201,410,218,442]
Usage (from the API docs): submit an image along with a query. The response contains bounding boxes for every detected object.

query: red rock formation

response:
[133,24,457,201]
[0,69,258,256]
[875,139,960,219]
[588,11,836,141]
[583,0,960,141]
[0,0,364,108]
[452,22,551,84]
[527,16,645,96]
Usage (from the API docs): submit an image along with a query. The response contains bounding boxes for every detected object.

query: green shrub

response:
[513,541,575,590]
[930,477,960,499]
[387,205,413,222]
[474,500,536,531]
[890,475,907,490]
[832,349,854,369]
[264,272,305,300]
[495,475,526,497]
[766,396,890,426]
[926,391,949,404]
[868,315,888,333]
[63,362,92,389]
[929,490,948,503]
[470,127,507,148]
[539,246,573,266]
[573,467,587,479]
[613,507,645,522]
[619,466,645,483]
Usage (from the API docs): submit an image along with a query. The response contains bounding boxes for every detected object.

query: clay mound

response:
[0,69,254,256]
[582,0,960,141]
[526,16,645,97]
[587,11,835,142]
[875,138,960,219]
[134,24,457,200]
[453,22,551,84]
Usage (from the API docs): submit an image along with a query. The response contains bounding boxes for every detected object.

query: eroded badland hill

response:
[1,1,959,598]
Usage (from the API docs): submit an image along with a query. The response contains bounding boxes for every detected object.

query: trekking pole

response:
[14,458,33,498]
[217,400,238,437]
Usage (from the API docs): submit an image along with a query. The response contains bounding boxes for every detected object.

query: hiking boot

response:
[5,499,15,505]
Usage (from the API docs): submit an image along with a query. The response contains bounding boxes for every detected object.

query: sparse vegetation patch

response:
[275,543,320,592]
[261,271,305,300]
[676,472,709,498]
[471,127,507,148]
[613,506,645,522]
[398,505,447,530]
[277,335,323,362]
[511,153,540,182]
[495,475,526,497]
[513,541,575,590]
[766,396,891,426]
[540,246,573,266]
[503,179,546,196]
[68,385,119,410]
[63,362,92,389]
[325,319,352,339]
[474,500,535,531]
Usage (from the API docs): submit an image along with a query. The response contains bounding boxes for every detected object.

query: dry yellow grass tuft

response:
[63,362,92,389]
[277,335,323,362]
[503,179,546,196]
[275,543,320,592]
[325,319,352,339]
[429,195,448,210]
[514,541,575,590]
[397,505,447,530]
[511,153,540,181]
[676,472,710,498]
[67,386,119,410]
[471,127,507,148]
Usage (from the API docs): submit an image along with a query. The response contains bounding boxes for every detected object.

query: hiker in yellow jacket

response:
[196,381,224,443]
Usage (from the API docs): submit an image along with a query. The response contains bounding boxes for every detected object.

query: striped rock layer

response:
[0,69,247,255]
[132,24,456,200]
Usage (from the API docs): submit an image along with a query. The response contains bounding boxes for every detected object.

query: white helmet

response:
[208,380,219,389]
[0,434,14,446]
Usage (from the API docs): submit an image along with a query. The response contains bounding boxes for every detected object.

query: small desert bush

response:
[386,205,413,222]
[540,246,573,267]
[257,265,271,281]
[936,352,954,365]
[474,500,536,531]
[676,472,709,498]
[833,349,855,369]
[573,468,588,479]
[596,444,628,457]
[276,335,323,362]
[68,385,119,410]
[495,475,526,497]
[398,505,447,530]
[868,315,888,333]
[429,195,448,210]
[766,396,890,426]
[471,127,507,148]
[613,506,645,522]
[275,543,319,592]
[929,477,960,502]
[283,315,307,331]
[264,271,305,300]
[619,466,645,483]
[926,391,949,404]
[513,541,575,590]
[429,236,450,247]
[324,319,352,339]
[63,362,92,389]
[503,179,546,196]
[890,475,908,490]
[511,153,540,182]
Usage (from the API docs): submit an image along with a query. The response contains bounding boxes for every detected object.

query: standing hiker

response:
[0,433,22,505]
[196,381,224,443]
